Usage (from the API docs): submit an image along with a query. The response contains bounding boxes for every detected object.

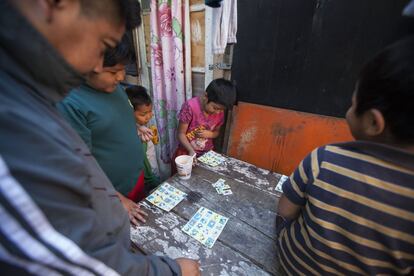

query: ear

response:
[203,92,208,102]
[364,109,386,137]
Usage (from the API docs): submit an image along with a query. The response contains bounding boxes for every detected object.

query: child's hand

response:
[118,193,148,226]
[189,150,197,166]
[138,126,154,142]
[195,129,213,139]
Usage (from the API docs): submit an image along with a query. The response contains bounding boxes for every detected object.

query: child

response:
[174,78,237,166]
[126,85,161,192]
[276,37,414,275]
[57,33,147,226]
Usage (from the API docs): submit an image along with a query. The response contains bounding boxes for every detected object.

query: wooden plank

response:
[132,156,283,275]
[172,168,279,238]
[190,0,204,6]
[167,179,279,275]
[197,155,283,196]
[190,11,205,68]
[143,13,151,64]
[132,201,272,275]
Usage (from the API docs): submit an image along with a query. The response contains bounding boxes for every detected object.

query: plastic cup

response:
[175,155,194,180]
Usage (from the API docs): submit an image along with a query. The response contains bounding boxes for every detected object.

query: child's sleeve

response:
[178,101,193,124]
[282,147,323,206]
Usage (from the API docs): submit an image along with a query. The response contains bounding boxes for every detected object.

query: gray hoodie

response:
[0,1,180,275]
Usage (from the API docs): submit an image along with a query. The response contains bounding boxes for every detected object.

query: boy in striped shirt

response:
[277,37,414,275]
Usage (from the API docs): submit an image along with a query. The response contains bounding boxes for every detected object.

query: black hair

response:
[103,32,135,67]
[79,0,141,30]
[126,85,152,109]
[206,78,237,109]
[356,36,414,143]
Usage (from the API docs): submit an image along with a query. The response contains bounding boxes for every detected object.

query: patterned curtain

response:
[150,0,189,179]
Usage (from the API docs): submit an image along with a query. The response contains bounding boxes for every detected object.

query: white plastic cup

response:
[175,155,194,180]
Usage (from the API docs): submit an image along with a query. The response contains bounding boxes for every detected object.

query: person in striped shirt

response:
[277,37,414,275]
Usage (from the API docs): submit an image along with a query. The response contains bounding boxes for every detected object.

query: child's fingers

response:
[129,213,140,226]
[132,210,147,223]
[142,134,150,142]
[135,206,148,217]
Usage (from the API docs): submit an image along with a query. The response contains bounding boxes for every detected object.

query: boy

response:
[58,33,148,226]
[126,85,161,192]
[277,37,414,275]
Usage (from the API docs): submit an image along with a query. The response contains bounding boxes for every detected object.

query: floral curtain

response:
[150,0,189,179]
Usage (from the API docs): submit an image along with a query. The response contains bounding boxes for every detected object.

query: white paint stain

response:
[231,261,271,276]
[191,20,202,43]
[139,201,163,215]
[199,154,279,196]
[232,163,269,187]
[240,127,257,148]
[219,261,270,276]
[154,239,185,259]
[171,228,188,243]
[219,264,230,276]
[154,212,181,230]
[130,226,159,245]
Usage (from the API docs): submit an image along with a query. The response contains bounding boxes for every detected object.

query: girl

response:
[173,78,236,172]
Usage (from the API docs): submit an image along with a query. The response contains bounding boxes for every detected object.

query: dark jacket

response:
[0,1,180,275]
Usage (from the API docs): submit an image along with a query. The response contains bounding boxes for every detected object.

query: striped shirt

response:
[0,155,119,276]
[278,142,414,275]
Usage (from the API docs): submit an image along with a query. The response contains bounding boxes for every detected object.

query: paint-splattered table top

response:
[131,155,284,275]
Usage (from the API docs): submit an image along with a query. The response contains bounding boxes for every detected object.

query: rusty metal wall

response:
[227,102,353,175]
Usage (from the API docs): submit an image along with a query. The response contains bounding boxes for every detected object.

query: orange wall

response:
[227,102,354,176]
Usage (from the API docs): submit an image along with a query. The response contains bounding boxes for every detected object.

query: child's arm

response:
[277,194,301,220]
[178,121,196,156]
[277,148,322,220]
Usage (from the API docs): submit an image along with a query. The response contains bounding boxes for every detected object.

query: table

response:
[131,154,284,275]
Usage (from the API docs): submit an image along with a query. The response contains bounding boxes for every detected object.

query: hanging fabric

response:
[211,0,238,55]
[150,0,191,179]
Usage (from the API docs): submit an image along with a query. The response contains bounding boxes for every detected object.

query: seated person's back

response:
[277,37,414,275]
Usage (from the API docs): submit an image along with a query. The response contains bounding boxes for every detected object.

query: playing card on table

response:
[146,182,187,211]
[212,179,232,195]
[198,151,226,167]
[275,175,288,193]
[215,187,224,194]
[212,178,226,188]
[182,207,228,248]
